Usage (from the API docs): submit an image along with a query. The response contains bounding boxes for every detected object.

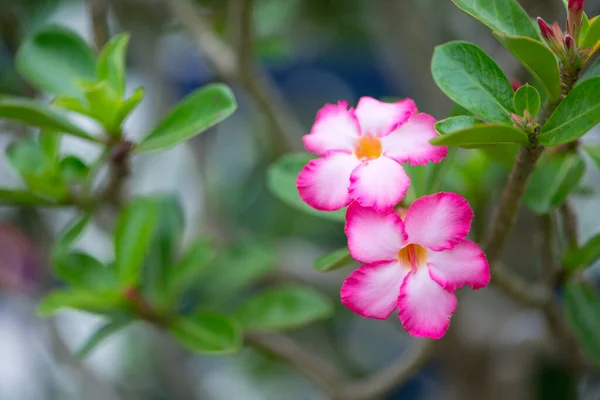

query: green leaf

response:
[77,315,133,358]
[0,189,58,206]
[493,34,561,102]
[564,233,600,271]
[583,145,600,172]
[0,97,98,142]
[7,138,45,176]
[434,116,482,135]
[97,33,129,98]
[60,156,90,182]
[540,77,600,146]
[38,289,123,317]
[582,16,600,50]
[114,197,161,287]
[169,311,242,355]
[114,87,144,127]
[313,248,354,272]
[448,103,473,117]
[452,0,540,39]
[513,84,541,117]
[137,83,237,152]
[430,124,529,147]
[431,41,514,123]
[40,130,61,165]
[83,82,121,132]
[55,214,90,251]
[564,281,600,368]
[52,251,118,290]
[523,152,585,214]
[581,56,600,82]
[16,25,96,98]
[267,152,345,222]
[52,96,90,115]
[235,285,333,332]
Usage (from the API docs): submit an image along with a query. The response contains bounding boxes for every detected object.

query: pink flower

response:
[297,97,447,213]
[340,193,490,339]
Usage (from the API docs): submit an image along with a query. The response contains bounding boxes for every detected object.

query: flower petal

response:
[397,267,457,339]
[303,101,361,155]
[427,240,490,291]
[380,113,447,166]
[345,202,407,264]
[297,152,360,211]
[404,193,473,251]
[341,261,408,319]
[355,97,416,137]
[349,157,410,213]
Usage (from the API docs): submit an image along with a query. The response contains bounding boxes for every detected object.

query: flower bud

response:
[511,79,523,92]
[564,34,575,50]
[537,17,554,40]
[568,0,585,14]
[567,0,584,41]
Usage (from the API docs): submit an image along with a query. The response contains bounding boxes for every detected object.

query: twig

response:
[560,202,579,249]
[538,213,560,284]
[165,0,300,156]
[87,0,111,50]
[491,264,550,307]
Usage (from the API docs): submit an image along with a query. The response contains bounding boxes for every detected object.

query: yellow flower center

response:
[354,135,382,160]
[398,244,427,272]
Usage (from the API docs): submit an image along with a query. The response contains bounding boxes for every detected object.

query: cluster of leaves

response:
[0,25,334,356]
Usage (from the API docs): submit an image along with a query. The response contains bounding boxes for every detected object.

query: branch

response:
[560,202,579,249]
[87,0,110,49]
[165,0,300,157]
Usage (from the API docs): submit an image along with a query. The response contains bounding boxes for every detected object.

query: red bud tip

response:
[564,34,575,50]
[568,0,584,13]
[511,79,523,92]
[537,17,554,39]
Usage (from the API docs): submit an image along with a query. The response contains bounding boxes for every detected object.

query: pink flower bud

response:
[511,79,523,92]
[537,17,554,40]
[564,34,575,50]
[568,0,584,13]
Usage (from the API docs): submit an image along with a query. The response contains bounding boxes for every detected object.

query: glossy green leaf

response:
[540,77,600,146]
[234,285,333,331]
[432,41,514,123]
[564,233,600,271]
[53,251,118,290]
[38,289,123,317]
[452,0,540,39]
[523,152,585,214]
[114,197,161,287]
[137,83,237,152]
[313,248,354,272]
[583,145,600,172]
[16,25,96,98]
[77,314,133,358]
[582,16,600,49]
[430,124,528,147]
[448,103,473,117]
[267,152,345,222]
[0,189,58,206]
[434,116,482,135]
[494,34,561,102]
[169,311,242,355]
[513,84,541,117]
[60,156,89,182]
[564,281,600,368]
[97,33,130,98]
[0,97,98,142]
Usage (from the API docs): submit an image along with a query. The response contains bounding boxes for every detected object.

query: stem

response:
[87,0,110,50]
[560,202,579,249]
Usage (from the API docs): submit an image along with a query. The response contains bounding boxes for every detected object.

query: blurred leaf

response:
[16,25,96,98]
[430,124,528,147]
[314,248,353,272]
[234,285,333,332]
[267,152,345,222]
[114,87,144,127]
[114,197,161,287]
[77,314,133,358]
[582,16,600,49]
[60,156,89,182]
[169,311,242,355]
[0,189,58,205]
[38,289,123,317]
[52,95,92,115]
[539,77,600,146]
[513,84,541,117]
[580,56,600,82]
[55,214,90,251]
[40,130,61,165]
[523,152,585,214]
[435,116,482,135]
[432,41,514,123]
[564,233,600,271]
[0,97,97,142]
[564,281,600,368]
[452,0,540,39]
[83,82,121,133]
[53,251,118,290]
[583,145,600,172]
[137,83,237,152]
[494,34,560,102]
[7,138,45,175]
[97,33,129,98]
[478,145,519,168]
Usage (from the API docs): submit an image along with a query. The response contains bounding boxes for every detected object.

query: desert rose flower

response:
[297,97,447,213]
[341,193,490,339]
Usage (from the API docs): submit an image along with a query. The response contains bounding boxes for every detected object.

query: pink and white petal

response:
[303,101,361,155]
[404,193,473,251]
[297,152,360,211]
[345,202,407,264]
[341,261,408,319]
[349,156,410,213]
[427,240,490,291]
[397,267,457,339]
[380,113,447,166]
[355,97,417,137]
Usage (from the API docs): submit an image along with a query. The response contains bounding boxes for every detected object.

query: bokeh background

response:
[2,0,600,399]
